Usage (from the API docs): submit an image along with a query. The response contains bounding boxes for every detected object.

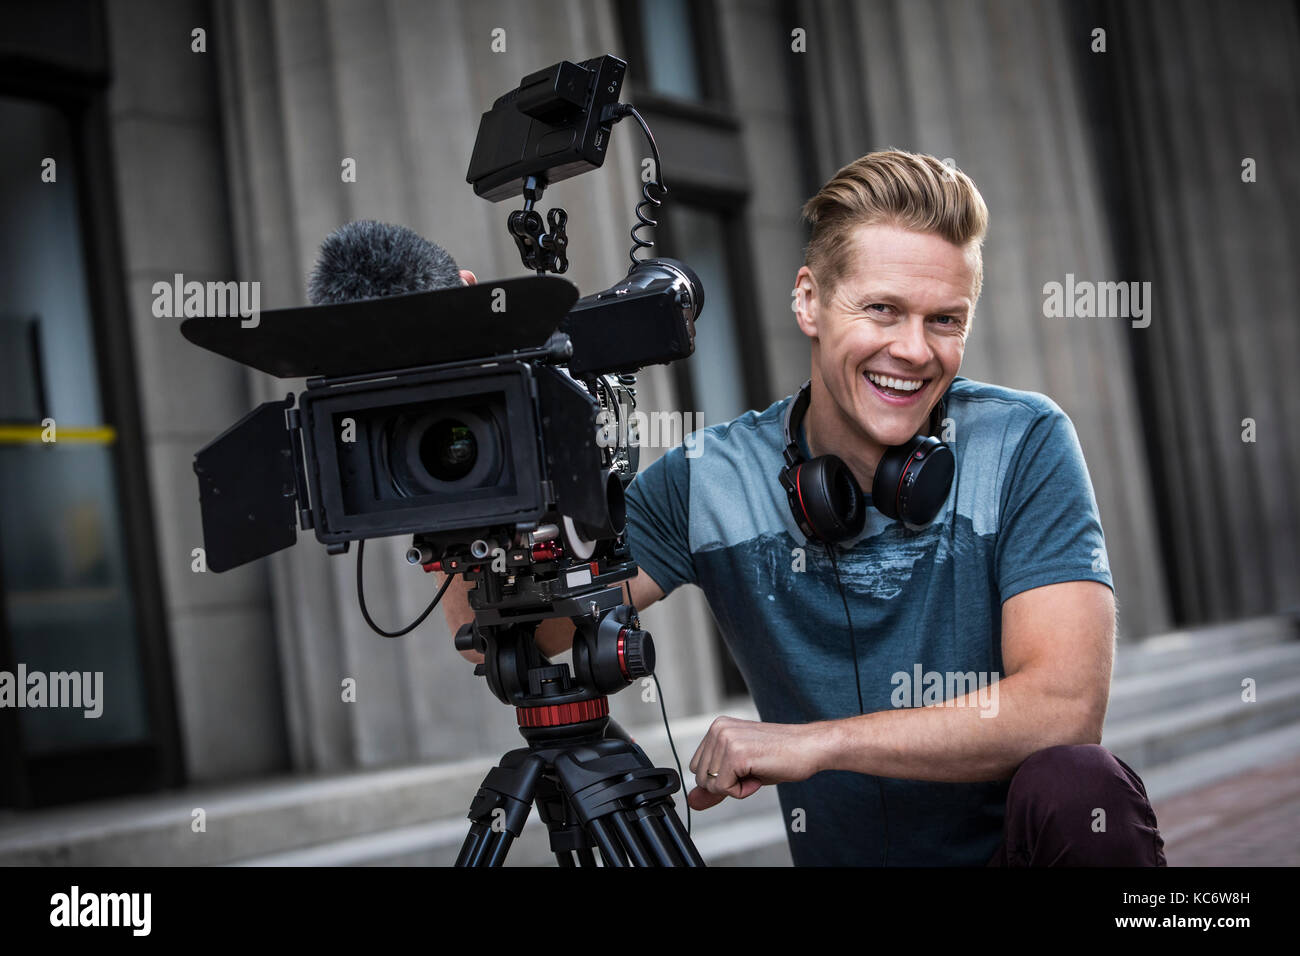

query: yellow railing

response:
[0,425,118,445]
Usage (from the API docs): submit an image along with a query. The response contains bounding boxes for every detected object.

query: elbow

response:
[1029,693,1106,752]
[1065,697,1107,747]
[1074,723,1104,747]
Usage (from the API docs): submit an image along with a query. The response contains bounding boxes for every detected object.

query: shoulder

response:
[941,378,1088,510]
[679,395,791,465]
[699,396,791,442]
[944,376,1066,423]
[627,396,790,494]
[942,376,1078,449]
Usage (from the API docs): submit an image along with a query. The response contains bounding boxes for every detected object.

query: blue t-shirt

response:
[624,376,1113,866]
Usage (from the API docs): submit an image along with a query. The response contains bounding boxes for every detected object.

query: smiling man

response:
[619,150,1167,866]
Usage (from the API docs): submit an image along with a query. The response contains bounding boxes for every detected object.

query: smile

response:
[865,372,925,393]
[864,372,929,405]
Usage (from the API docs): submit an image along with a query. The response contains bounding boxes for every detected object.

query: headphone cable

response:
[825,544,890,867]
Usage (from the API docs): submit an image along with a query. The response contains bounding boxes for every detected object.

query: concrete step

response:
[0,755,497,866]
[226,705,792,867]
[1112,615,1297,677]
[1103,674,1300,773]
[0,706,773,867]
[1141,721,1300,804]
[1106,639,1300,722]
[230,784,791,867]
[5,616,1297,867]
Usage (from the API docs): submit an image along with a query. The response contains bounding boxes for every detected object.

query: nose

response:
[888,314,932,368]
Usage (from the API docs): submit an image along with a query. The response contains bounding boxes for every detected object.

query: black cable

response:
[652,674,690,837]
[356,539,454,638]
[825,544,890,867]
[623,580,690,836]
[610,104,667,266]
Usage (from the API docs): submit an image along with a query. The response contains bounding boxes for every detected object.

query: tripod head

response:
[449,542,655,740]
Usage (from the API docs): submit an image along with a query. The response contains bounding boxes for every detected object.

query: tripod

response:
[457,712,703,866]
[452,581,705,867]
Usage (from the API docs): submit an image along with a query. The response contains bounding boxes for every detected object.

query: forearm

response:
[817,672,1103,783]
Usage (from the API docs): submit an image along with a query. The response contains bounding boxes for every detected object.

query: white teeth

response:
[867,372,924,393]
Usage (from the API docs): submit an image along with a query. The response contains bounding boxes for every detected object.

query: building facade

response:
[1,0,1296,819]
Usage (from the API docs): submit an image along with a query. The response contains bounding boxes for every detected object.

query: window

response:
[635,0,705,101]
[0,97,151,768]
[0,15,178,805]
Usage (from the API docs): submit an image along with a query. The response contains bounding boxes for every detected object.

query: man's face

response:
[794,223,977,451]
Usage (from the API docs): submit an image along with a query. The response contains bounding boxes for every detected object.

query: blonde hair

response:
[801,149,989,301]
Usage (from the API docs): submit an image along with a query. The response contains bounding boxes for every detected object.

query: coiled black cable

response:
[606,104,667,267]
[631,179,667,266]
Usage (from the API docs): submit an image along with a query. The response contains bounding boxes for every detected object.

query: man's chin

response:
[863,425,922,449]
[856,387,936,444]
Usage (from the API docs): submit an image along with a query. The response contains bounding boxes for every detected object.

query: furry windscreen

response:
[307,220,461,305]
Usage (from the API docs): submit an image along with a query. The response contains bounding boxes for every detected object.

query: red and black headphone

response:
[778,379,955,543]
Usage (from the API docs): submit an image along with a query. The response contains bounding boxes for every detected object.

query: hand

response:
[686,716,830,811]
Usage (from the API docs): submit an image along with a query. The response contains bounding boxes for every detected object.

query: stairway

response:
[1,615,1295,866]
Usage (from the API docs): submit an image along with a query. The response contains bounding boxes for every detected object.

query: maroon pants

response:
[988,744,1167,866]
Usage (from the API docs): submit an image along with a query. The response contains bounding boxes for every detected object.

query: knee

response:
[1019,743,1113,775]
[1009,744,1137,813]
[1005,744,1165,866]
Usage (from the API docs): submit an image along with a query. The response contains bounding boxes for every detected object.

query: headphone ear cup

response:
[872,436,955,524]
[792,455,867,543]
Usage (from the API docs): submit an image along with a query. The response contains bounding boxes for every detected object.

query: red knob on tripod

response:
[516,696,610,728]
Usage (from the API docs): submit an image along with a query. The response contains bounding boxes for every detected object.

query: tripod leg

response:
[609,810,655,866]
[456,750,545,867]
[640,809,691,865]
[483,829,514,867]
[456,823,493,867]
[457,817,520,867]
[659,803,707,866]
[534,770,600,866]
[550,739,706,867]
[587,818,629,867]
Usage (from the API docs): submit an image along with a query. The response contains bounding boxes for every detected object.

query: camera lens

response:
[421,419,477,482]
[386,403,504,498]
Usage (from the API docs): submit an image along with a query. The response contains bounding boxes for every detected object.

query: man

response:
[451,150,1166,866]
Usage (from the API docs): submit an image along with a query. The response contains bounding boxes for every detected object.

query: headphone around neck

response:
[778,379,955,543]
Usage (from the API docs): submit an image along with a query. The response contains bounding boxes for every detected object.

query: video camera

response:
[182,54,702,631]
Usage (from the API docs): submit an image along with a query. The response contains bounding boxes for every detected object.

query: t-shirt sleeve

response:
[994,404,1114,603]
[623,445,696,596]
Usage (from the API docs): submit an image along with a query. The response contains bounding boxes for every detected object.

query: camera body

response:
[187,261,698,579]
[298,358,634,561]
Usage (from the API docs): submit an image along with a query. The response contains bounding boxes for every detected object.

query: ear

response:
[458,269,477,286]
[792,266,820,340]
